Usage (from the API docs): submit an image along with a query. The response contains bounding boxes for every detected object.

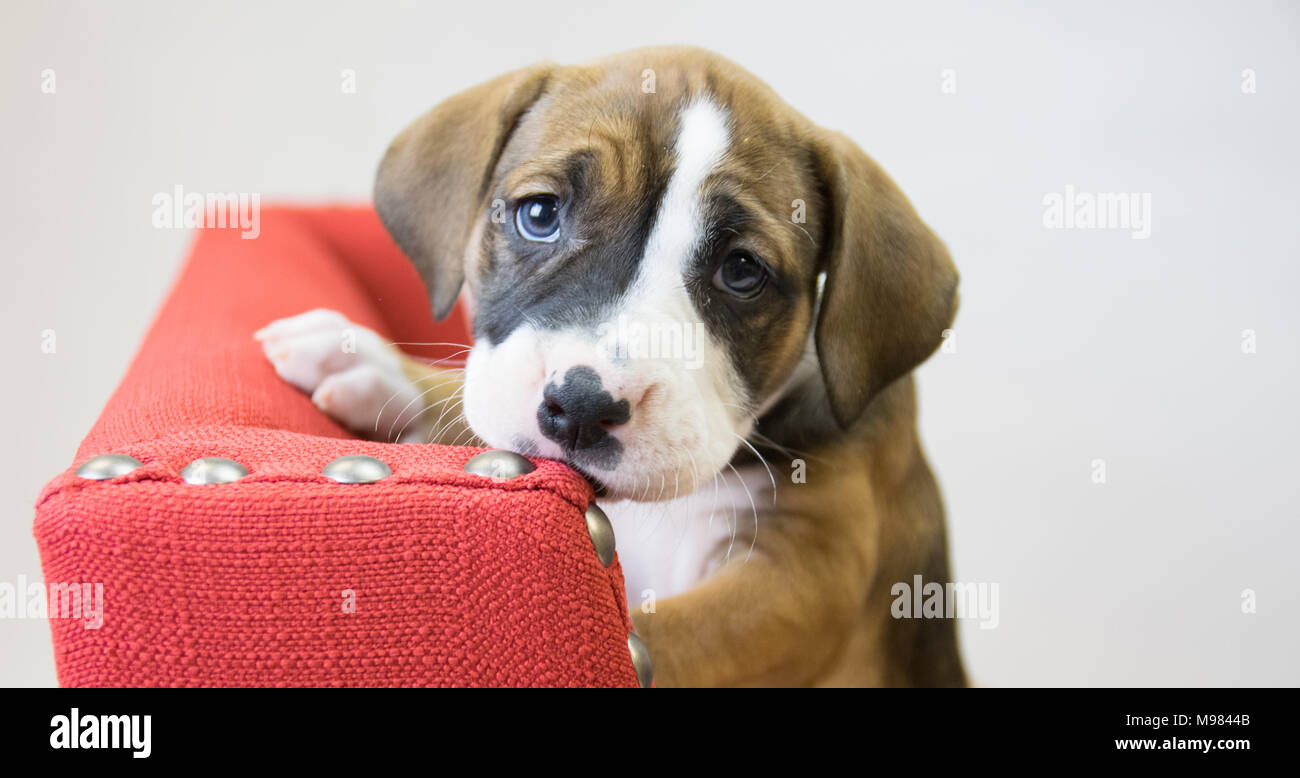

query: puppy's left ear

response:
[811,129,959,428]
[374,64,555,320]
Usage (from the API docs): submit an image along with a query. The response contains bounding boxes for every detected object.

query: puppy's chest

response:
[603,467,773,605]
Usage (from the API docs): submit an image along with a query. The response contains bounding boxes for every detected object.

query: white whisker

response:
[425,387,466,439]
[387,341,473,349]
[734,433,777,506]
[383,376,465,441]
[727,461,759,563]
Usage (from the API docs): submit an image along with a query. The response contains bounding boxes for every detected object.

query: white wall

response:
[2,0,1296,686]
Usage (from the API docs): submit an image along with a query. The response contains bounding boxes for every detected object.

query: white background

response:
[2,0,1296,686]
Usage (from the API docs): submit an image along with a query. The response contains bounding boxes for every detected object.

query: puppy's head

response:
[375,47,957,499]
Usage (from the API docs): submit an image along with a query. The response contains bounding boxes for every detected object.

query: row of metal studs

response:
[73,449,652,687]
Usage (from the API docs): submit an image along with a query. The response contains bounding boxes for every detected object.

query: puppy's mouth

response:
[505,433,608,496]
[564,460,608,498]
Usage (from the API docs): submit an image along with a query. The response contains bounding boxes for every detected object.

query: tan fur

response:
[398,359,480,447]
[629,377,964,687]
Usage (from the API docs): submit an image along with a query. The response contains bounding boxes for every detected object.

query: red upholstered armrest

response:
[33,207,641,687]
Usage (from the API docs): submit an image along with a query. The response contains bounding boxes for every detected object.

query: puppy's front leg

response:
[631,513,874,688]
[256,309,476,445]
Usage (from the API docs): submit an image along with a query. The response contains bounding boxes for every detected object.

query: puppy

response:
[257,46,964,687]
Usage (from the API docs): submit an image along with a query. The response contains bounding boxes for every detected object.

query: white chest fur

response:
[604,463,775,607]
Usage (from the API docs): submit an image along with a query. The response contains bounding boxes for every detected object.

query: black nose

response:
[537,366,631,453]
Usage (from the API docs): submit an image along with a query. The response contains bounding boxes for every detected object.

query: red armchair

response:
[33,206,648,687]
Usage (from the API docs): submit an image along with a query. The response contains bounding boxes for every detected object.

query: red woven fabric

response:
[33,206,638,687]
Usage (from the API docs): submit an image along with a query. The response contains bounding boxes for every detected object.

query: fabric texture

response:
[33,207,638,687]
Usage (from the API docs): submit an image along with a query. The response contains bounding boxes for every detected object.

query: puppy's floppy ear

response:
[374,64,554,320]
[811,129,959,428]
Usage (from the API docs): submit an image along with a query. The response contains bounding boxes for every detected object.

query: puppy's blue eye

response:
[515,195,561,242]
[713,250,768,299]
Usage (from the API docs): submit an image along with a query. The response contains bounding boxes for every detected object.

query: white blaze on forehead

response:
[598,95,748,476]
[640,98,732,277]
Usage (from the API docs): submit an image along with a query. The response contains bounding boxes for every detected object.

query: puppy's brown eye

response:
[515,195,561,242]
[713,251,768,299]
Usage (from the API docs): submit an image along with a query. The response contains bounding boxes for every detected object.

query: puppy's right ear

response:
[374,64,555,320]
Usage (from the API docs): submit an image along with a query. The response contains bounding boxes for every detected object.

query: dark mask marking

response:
[475,138,673,345]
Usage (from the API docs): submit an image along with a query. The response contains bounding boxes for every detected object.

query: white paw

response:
[255,309,426,440]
